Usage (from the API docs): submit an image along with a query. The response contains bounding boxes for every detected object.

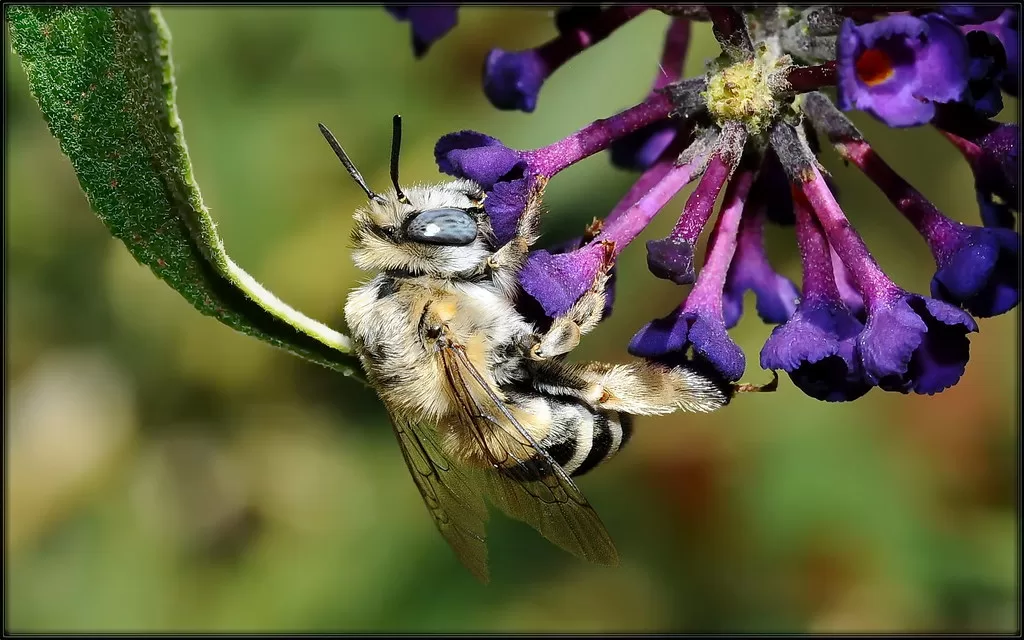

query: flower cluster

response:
[385,5,1020,402]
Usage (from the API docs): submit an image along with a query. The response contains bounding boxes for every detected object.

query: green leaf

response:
[6,5,362,378]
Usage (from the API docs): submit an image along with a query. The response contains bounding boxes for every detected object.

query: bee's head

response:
[320,117,495,276]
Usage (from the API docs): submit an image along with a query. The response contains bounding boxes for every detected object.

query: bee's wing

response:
[384,407,492,583]
[440,343,619,567]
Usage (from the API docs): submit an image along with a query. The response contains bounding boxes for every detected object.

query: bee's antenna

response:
[390,114,410,204]
[318,122,386,205]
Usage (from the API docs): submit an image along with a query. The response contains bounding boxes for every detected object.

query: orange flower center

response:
[855,48,895,86]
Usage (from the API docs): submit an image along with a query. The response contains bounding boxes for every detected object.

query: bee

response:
[321,115,774,583]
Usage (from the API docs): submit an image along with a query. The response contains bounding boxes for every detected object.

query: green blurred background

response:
[5,7,1019,633]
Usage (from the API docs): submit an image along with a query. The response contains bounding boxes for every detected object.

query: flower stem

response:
[522,91,675,176]
[707,6,753,56]
[793,183,843,303]
[799,164,900,307]
[784,61,837,94]
[596,139,708,255]
[537,5,649,71]
[836,138,964,259]
[671,123,747,244]
[654,17,692,89]
[685,166,756,314]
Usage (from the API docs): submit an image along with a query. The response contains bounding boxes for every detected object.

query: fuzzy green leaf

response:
[6,5,361,378]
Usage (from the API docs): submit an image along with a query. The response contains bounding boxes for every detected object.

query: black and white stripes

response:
[503,392,634,480]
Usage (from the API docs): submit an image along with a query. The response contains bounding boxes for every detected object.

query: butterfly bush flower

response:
[384,6,460,58]
[387,5,1020,402]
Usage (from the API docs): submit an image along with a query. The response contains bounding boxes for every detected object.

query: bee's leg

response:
[530,359,740,414]
[528,242,614,361]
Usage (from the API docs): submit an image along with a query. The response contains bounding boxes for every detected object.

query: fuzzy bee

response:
[322,116,772,583]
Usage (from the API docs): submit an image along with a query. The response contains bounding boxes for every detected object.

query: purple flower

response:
[857,293,977,394]
[959,7,1019,95]
[929,224,1019,317]
[483,49,548,113]
[396,7,1018,408]
[629,161,756,382]
[647,124,747,285]
[435,131,530,244]
[760,190,870,402]
[384,6,459,58]
[836,14,970,127]
[481,6,647,113]
[960,29,1008,117]
[518,242,612,319]
[520,148,711,319]
[937,118,1019,229]
[435,92,678,244]
[721,183,800,329]
[796,161,979,395]
[819,118,1019,317]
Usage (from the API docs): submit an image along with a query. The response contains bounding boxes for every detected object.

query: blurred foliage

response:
[5,7,1019,633]
[6,6,360,376]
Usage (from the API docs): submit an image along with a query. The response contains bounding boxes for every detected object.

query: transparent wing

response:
[385,408,492,583]
[439,342,619,567]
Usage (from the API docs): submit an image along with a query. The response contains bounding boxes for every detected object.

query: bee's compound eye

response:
[404,208,478,246]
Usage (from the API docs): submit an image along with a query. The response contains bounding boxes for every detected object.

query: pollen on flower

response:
[703,53,792,136]
[855,48,894,86]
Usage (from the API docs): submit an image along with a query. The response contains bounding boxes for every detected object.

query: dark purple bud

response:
[385,6,459,58]
[609,18,691,171]
[647,124,747,285]
[930,225,1019,317]
[958,29,1007,117]
[482,49,548,113]
[481,6,647,113]
[958,7,1018,95]
[629,163,756,382]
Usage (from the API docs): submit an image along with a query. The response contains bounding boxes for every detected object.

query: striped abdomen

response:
[505,394,634,479]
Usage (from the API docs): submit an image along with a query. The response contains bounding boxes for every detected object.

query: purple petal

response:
[722,223,800,329]
[963,8,1019,93]
[629,306,691,358]
[483,48,548,113]
[609,121,679,171]
[434,131,523,188]
[485,176,532,245]
[518,242,609,318]
[837,15,970,127]
[904,296,977,394]
[629,308,745,382]
[760,299,871,402]
[941,6,1006,25]
[685,314,746,381]
[930,226,1020,317]
[385,6,459,58]
[858,293,978,394]
[857,296,928,391]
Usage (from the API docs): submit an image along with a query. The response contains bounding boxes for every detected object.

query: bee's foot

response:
[733,370,780,394]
